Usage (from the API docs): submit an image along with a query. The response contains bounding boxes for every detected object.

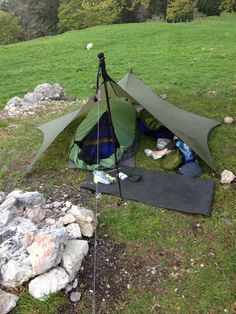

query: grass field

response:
[0,12,236,314]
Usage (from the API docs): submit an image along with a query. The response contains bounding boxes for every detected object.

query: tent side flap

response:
[26,98,96,173]
[118,72,221,170]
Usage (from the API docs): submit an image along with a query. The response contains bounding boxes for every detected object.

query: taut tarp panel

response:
[27,98,96,172]
[118,72,221,170]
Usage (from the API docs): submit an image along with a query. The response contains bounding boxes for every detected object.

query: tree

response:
[197,0,223,16]
[0,10,22,44]
[220,0,236,11]
[1,0,59,40]
[167,0,194,22]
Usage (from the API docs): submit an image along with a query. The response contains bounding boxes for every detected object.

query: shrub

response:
[167,0,194,22]
[0,10,22,44]
[197,0,223,16]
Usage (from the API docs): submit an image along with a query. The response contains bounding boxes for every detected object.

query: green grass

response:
[11,291,65,314]
[0,12,236,314]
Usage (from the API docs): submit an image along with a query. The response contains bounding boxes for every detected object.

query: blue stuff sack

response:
[175,140,195,163]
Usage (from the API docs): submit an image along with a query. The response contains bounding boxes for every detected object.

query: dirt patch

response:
[57,232,173,314]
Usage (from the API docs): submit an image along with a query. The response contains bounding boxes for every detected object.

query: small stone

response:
[72,278,78,289]
[224,116,234,124]
[65,284,73,293]
[65,201,72,209]
[61,207,68,212]
[160,94,167,100]
[66,223,82,239]
[69,206,95,237]
[221,170,235,184]
[59,213,76,225]
[45,218,56,225]
[0,289,19,314]
[25,205,45,223]
[70,291,81,302]
[53,201,62,209]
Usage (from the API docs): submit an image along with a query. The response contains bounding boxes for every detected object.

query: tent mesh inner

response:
[75,111,120,165]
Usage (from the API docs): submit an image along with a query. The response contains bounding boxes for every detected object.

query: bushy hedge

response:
[0,10,22,44]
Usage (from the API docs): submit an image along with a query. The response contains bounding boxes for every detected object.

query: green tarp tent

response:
[28,71,220,172]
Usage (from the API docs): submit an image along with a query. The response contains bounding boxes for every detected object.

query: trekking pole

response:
[97,52,123,202]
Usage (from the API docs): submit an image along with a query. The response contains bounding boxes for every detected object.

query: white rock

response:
[0,191,6,204]
[50,220,64,229]
[1,254,33,287]
[70,291,81,302]
[221,170,235,184]
[45,218,56,225]
[0,289,19,314]
[69,206,95,237]
[0,197,17,225]
[27,228,68,275]
[59,213,76,225]
[25,205,45,223]
[62,240,89,280]
[29,267,70,299]
[6,190,45,207]
[21,231,36,248]
[34,83,64,100]
[53,201,62,209]
[65,201,72,209]
[65,283,73,293]
[224,116,234,124]
[72,278,78,289]
[66,223,82,239]
[5,96,23,109]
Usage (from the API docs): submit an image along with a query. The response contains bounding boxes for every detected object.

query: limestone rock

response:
[25,205,45,223]
[6,190,45,207]
[59,213,76,225]
[69,206,95,237]
[29,267,70,299]
[66,223,82,239]
[62,240,89,280]
[45,218,56,225]
[5,96,23,109]
[224,116,234,124]
[0,191,6,204]
[23,92,43,103]
[27,228,68,275]
[34,83,64,100]
[0,289,19,314]
[70,291,81,302]
[0,197,17,225]
[1,253,33,287]
[72,278,78,288]
[221,170,235,184]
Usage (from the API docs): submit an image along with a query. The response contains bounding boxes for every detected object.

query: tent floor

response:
[81,166,215,216]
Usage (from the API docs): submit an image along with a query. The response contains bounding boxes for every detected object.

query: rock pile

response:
[0,189,95,313]
[3,83,65,117]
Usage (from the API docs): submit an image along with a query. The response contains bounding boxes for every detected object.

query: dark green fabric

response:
[161,149,182,170]
[140,109,161,131]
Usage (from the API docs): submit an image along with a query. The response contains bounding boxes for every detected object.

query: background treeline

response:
[0,0,235,44]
